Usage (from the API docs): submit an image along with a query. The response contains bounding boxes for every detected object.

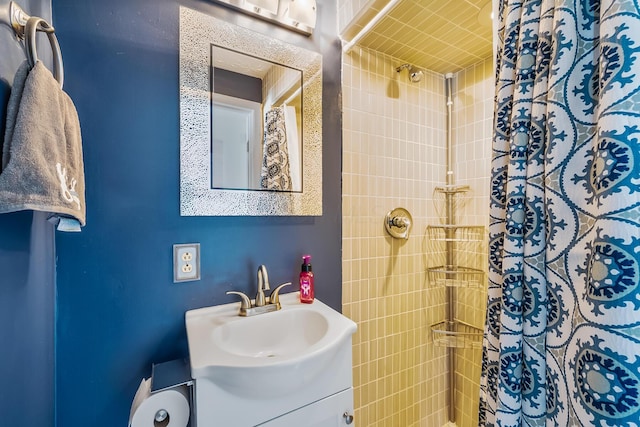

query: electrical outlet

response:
[173,243,200,282]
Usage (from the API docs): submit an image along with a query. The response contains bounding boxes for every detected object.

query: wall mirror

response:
[179,6,322,216]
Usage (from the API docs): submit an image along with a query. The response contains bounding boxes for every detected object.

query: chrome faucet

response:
[226,265,291,316]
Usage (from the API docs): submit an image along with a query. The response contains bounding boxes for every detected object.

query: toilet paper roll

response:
[128,378,190,427]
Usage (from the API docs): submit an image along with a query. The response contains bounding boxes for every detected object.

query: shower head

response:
[396,63,423,83]
[409,69,423,82]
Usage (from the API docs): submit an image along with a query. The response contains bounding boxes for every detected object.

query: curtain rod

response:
[341,0,402,54]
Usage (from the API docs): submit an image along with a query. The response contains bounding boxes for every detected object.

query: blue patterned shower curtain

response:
[261,107,293,191]
[479,0,640,425]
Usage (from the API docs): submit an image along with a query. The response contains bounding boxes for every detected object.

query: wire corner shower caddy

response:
[420,52,489,427]
[426,75,486,356]
[425,183,486,424]
[427,186,485,349]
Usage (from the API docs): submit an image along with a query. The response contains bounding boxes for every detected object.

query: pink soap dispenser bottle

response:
[299,255,314,303]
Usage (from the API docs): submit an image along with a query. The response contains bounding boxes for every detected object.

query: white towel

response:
[0,60,85,229]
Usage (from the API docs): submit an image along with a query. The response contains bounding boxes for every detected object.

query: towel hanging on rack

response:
[0,8,84,230]
[0,60,85,229]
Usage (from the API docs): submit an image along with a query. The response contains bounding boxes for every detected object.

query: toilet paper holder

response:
[150,358,196,427]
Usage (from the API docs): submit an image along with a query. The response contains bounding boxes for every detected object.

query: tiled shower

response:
[340,2,495,425]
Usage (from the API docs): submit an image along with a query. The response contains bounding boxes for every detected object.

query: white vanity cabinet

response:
[191,337,354,426]
[186,293,358,427]
[258,389,354,426]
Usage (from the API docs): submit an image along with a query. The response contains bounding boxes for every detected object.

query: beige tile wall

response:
[450,57,494,427]
[342,45,450,426]
[452,57,494,227]
[342,49,494,426]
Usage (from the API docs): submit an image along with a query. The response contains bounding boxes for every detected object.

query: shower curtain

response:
[480,0,640,426]
[261,106,293,191]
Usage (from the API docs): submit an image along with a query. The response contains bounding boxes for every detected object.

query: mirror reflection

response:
[211,46,303,192]
[179,6,322,216]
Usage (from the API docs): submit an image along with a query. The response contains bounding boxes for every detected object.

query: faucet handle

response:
[226,291,252,315]
[268,282,292,309]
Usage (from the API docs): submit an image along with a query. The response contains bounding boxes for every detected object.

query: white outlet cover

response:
[173,243,201,282]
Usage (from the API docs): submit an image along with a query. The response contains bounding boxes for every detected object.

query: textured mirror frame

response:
[179,6,322,216]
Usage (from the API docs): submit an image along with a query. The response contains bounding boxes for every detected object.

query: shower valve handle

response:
[390,216,410,228]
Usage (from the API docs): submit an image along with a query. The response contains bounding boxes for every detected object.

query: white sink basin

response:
[185,292,357,398]
[212,307,329,359]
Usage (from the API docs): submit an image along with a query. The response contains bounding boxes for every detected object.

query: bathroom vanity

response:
[255,389,354,426]
[185,292,357,426]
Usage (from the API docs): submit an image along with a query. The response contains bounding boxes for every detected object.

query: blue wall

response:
[0,1,54,426]
[53,0,342,425]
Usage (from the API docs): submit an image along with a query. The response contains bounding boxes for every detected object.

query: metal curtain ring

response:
[25,16,64,88]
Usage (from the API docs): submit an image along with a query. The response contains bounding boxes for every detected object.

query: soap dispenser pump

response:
[299,255,314,303]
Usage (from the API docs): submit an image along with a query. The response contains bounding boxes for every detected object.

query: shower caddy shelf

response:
[426,224,485,349]
[426,225,486,290]
[427,266,485,289]
[431,320,483,349]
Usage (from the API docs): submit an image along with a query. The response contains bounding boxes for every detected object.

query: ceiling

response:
[214,46,273,78]
[342,0,494,74]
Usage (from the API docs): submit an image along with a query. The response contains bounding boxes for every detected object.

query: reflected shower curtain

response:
[261,106,292,191]
[480,0,640,426]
